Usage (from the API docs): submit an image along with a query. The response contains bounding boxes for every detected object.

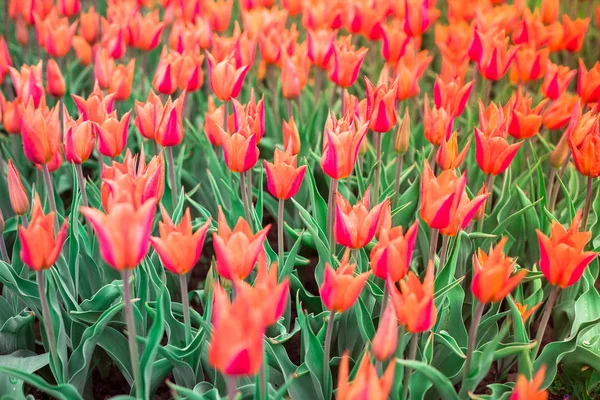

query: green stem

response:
[401,333,419,400]
[180,273,191,345]
[379,283,389,327]
[392,155,403,209]
[166,146,177,209]
[327,178,338,255]
[75,164,89,208]
[428,228,439,267]
[532,286,560,359]
[581,176,594,232]
[37,271,59,381]
[259,360,267,400]
[459,301,485,398]
[121,270,142,399]
[374,132,383,202]
[278,199,285,268]
[546,167,556,209]
[240,173,251,223]
[227,375,237,400]
[323,310,336,399]
[438,235,449,272]
[223,100,229,133]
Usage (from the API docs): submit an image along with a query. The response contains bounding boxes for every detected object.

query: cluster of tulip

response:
[0,0,600,398]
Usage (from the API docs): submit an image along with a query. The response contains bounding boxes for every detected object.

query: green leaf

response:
[395,358,460,400]
[0,366,83,400]
[0,350,48,399]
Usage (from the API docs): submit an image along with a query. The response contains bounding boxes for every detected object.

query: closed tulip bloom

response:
[440,186,490,237]
[57,0,80,17]
[94,48,114,90]
[578,59,600,104]
[320,112,368,179]
[371,303,398,362]
[0,36,12,82]
[370,221,418,282]
[46,59,66,98]
[127,11,164,51]
[7,159,30,216]
[541,62,576,100]
[337,351,394,400]
[542,93,579,131]
[307,29,336,70]
[72,85,115,124]
[507,88,548,140]
[212,209,270,281]
[72,36,93,66]
[19,194,68,271]
[403,0,439,37]
[569,120,600,178]
[423,93,454,146]
[16,18,28,46]
[220,122,259,173]
[550,132,570,169]
[151,207,211,275]
[20,102,61,165]
[472,237,527,303]
[134,91,164,142]
[509,47,549,85]
[100,20,126,59]
[365,77,398,133]
[477,32,519,81]
[562,15,589,53]
[96,111,131,158]
[420,162,465,230]
[537,212,597,288]
[80,6,99,44]
[565,103,597,147]
[206,52,249,101]
[81,198,157,271]
[283,117,300,155]
[436,131,471,171]
[109,59,135,101]
[329,35,368,88]
[1,95,22,134]
[474,127,522,176]
[381,20,408,65]
[155,94,185,147]
[394,46,433,101]
[63,109,95,164]
[208,284,265,376]
[10,61,45,107]
[207,0,233,33]
[433,76,473,117]
[335,187,387,249]
[510,367,548,400]
[388,263,436,333]
[264,149,307,200]
[234,261,290,326]
[541,0,558,24]
[320,249,371,312]
[394,109,410,154]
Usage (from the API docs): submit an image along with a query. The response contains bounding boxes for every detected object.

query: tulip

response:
[307,29,336,70]
[37,12,78,58]
[541,62,576,100]
[394,109,410,155]
[569,121,600,178]
[578,59,600,104]
[388,262,436,333]
[0,95,22,134]
[509,47,549,85]
[134,91,164,143]
[537,211,597,288]
[329,35,368,88]
[435,21,472,68]
[371,303,398,362]
[282,117,300,155]
[477,32,519,81]
[320,111,368,179]
[169,19,211,53]
[423,93,454,146]
[72,36,93,65]
[510,366,548,400]
[541,0,558,24]
[507,88,548,140]
[381,20,408,65]
[232,90,265,140]
[207,0,233,33]
[72,85,115,124]
[440,186,489,237]
[16,18,28,46]
[95,111,131,158]
[474,127,522,176]
[394,46,433,101]
[515,302,542,323]
[7,159,30,216]
[155,94,185,147]
[364,76,398,133]
[562,15,590,53]
[153,48,205,94]
[220,121,259,173]
[433,76,473,117]
[127,10,164,52]
[403,0,439,37]
[57,0,79,17]
[80,6,99,44]
[337,351,394,400]
[208,283,265,376]
[109,59,135,101]
[20,102,61,166]
[100,20,126,59]
[264,149,306,200]
[63,110,95,165]
[0,37,13,78]
[370,221,418,282]
[436,131,471,170]
[204,96,233,147]
[46,59,66,98]
[542,93,579,131]
[10,61,45,107]
[206,52,249,101]
[212,208,270,281]
[335,187,387,249]
[320,248,370,313]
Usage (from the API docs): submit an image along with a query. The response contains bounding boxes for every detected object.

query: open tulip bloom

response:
[2,1,600,399]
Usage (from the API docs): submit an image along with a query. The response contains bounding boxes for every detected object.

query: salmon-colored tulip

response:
[72,36,93,65]
[578,59,600,104]
[95,111,131,158]
[81,198,157,271]
[542,93,579,131]
[337,351,394,400]
[329,35,368,88]
[541,0,558,24]
[394,45,432,100]
[403,0,439,37]
[280,54,303,100]
[510,366,548,400]
[127,11,164,51]
[423,93,454,146]
[7,159,30,216]
[46,59,66,98]
[220,121,259,173]
[40,149,63,173]
[20,102,61,165]
[80,6,99,44]
[335,187,387,249]
[208,283,265,376]
[433,76,473,117]
[302,0,344,30]
[0,95,21,134]
[283,117,300,155]
[320,249,371,313]
[541,62,576,100]
[307,29,336,70]
[19,194,68,271]
[57,0,80,17]
[155,94,185,147]
[10,61,45,107]
[108,59,135,101]
[536,211,597,289]
[509,47,549,85]
[94,48,115,90]
[477,31,519,81]
[63,109,95,165]
[207,0,233,33]
[436,131,471,171]
[381,20,408,65]
[0,36,13,76]
[206,52,249,101]
[475,127,522,176]
[212,208,270,281]
[550,132,570,169]
[134,91,164,142]
[569,113,600,178]
[372,303,398,362]
[364,77,398,133]
[36,11,78,58]
[320,111,368,179]
[507,88,548,140]
[100,19,126,59]
[478,99,510,137]
[153,48,205,94]
[394,109,410,155]
[264,149,306,200]
[232,90,265,141]
[370,221,418,282]
[472,237,527,303]
[151,207,211,275]
[169,19,212,53]
[440,185,490,237]
[562,15,589,53]
[420,162,465,230]
[388,262,436,333]
[71,84,115,124]
[204,96,233,147]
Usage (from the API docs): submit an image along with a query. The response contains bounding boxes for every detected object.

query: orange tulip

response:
[472,237,527,303]
[370,221,418,282]
[329,35,368,88]
[302,0,344,30]
[72,36,93,65]
[95,111,131,158]
[394,44,432,100]
[100,19,126,59]
[562,15,589,53]
[220,120,259,173]
[440,185,490,237]
[511,9,550,49]
[169,19,212,53]
[388,262,436,333]
[478,99,510,137]
[381,20,408,66]
[0,95,21,134]
[423,93,454,146]
[335,187,388,249]
[282,117,300,155]
[320,248,371,313]
[394,109,410,155]
[280,53,304,100]
[578,59,600,104]
[63,109,95,165]
[320,111,368,179]
[10,61,45,107]
[109,59,135,101]
[40,149,63,173]
[208,283,265,376]
[206,52,249,101]
[93,48,114,90]
[364,77,398,133]
[57,0,80,17]
[477,31,519,81]
[475,122,522,176]
[509,47,549,85]
[81,198,157,271]
[565,102,597,148]
[436,131,471,171]
[151,207,211,275]
[71,84,115,124]
[207,0,233,33]
[19,194,68,271]
[35,10,78,58]
[433,76,473,117]
[435,21,472,68]
[510,366,548,400]
[20,102,61,166]
[307,29,336,70]
[134,91,164,142]
[282,0,302,15]
[420,162,465,230]
[403,0,439,37]
[542,93,579,131]
[264,148,306,200]
[204,96,234,147]
[337,351,394,400]
[515,302,542,323]
[371,303,398,362]
[569,114,600,178]
[540,0,558,24]
[46,59,66,98]
[155,94,186,147]
[80,6,99,44]
[546,21,564,53]
[153,48,205,94]
[7,159,30,216]
[16,18,28,46]
[0,36,13,77]
[344,0,385,40]
[541,62,576,100]
[127,10,164,51]
[212,208,270,281]
[507,88,548,140]
[232,91,264,141]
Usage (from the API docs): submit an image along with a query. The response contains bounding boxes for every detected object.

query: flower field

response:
[1,0,600,398]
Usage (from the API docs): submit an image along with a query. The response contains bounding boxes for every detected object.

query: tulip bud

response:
[372,303,398,362]
[282,117,300,155]
[7,159,30,216]
[72,36,93,65]
[0,209,4,233]
[46,59,66,98]
[550,132,570,169]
